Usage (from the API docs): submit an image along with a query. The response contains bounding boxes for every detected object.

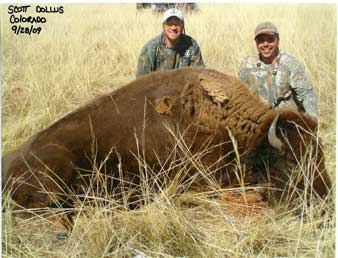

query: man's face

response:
[163,17,184,44]
[255,33,279,63]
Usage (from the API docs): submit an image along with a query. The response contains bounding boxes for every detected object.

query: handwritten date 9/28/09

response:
[12,24,42,35]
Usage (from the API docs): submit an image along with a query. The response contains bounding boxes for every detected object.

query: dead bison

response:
[2,67,331,211]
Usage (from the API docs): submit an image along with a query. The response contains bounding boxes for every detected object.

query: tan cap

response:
[254,21,279,38]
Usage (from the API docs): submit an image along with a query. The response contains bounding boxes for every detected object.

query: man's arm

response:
[189,39,205,67]
[136,44,155,77]
[190,46,205,67]
[238,58,251,85]
[289,63,318,118]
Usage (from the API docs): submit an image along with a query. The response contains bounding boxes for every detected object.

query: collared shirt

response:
[136,33,205,77]
[238,51,318,118]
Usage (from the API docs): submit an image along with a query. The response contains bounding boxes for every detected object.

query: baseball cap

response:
[163,8,184,23]
[254,21,279,38]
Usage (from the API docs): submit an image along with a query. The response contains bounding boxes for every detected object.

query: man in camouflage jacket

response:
[238,22,318,118]
[136,8,204,77]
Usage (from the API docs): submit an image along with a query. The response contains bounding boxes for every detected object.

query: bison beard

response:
[2,67,331,216]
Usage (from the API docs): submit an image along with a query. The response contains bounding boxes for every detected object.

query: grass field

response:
[1,4,336,258]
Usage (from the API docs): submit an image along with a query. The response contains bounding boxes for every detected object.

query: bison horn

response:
[268,114,284,150]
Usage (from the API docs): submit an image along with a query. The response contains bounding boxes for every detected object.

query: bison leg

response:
[6,144,75,212]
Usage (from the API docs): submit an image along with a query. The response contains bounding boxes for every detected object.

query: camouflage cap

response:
[163,8,184,23]
[254,21,279,38]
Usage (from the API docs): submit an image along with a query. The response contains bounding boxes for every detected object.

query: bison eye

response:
[25,195,33,205]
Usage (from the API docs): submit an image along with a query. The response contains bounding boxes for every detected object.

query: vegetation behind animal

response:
[1,4,336,258]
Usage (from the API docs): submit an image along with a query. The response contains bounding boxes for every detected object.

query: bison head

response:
[246,109,331,202]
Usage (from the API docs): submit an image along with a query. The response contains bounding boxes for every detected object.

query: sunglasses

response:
[255,34,277,44]
[164,22,183,28]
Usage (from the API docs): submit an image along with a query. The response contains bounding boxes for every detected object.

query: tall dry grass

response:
[1,4,336,258]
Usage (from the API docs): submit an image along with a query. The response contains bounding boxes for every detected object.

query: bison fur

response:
[2,67,332,213]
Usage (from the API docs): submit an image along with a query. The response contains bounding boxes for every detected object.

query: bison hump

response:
[198,73,230,104]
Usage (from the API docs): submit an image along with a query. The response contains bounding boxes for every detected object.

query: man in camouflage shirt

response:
[238,21,318,118]
[136,8,204,77]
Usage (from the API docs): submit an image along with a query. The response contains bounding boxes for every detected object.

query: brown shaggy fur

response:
[2,67,331,212]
